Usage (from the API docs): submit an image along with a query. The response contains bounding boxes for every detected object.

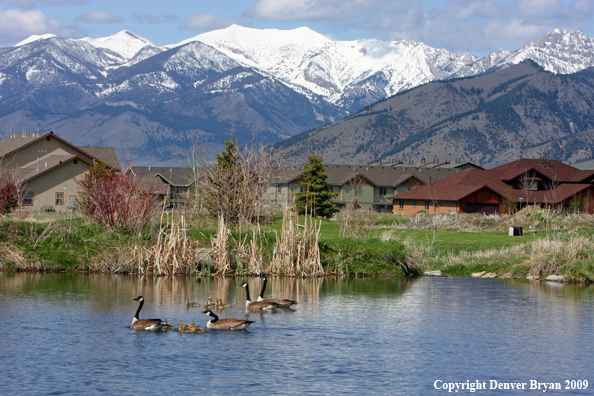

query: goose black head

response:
[133,296,144,302]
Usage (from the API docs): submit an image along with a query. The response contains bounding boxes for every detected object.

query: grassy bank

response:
[1,206,594,281]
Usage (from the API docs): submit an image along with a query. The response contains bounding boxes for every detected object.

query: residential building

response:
[0,131,119,212]
[265,161,481,212]
[389,158,594,215]
[128,166,197,205]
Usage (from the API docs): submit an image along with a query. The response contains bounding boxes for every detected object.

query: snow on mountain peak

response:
[180,24,332,50]
[15,33,57,47]
[81,30,155,59]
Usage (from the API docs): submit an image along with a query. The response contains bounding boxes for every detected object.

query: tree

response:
[294,154,338,219]
[197,138,282,229]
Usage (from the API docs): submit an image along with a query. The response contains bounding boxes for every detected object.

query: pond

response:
[1,273,593,395]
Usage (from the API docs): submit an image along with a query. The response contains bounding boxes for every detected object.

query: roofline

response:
[1,131,117,170]
[23,155,94,182]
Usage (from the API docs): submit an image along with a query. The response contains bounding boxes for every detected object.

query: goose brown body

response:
[241,282,279,311]
[130,296,163,331]
[256,277,298,308]
[202,310,254,330]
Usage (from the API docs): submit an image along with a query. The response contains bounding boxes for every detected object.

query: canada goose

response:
[162,319,176,330]
[130,296,163,331]
[241,282,279,311]
[257,277,298,308]
[185,298,200,308]
[202,309,254,330]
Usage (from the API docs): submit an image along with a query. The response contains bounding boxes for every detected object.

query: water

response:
[1,273,593,395]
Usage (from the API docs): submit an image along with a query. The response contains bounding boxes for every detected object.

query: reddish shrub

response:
[77,163,158,230]
[0,170,24,215]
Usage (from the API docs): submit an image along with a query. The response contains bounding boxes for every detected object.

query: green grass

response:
[3,210,594,281]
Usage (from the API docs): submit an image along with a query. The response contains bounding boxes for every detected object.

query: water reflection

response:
[0,273,593,395]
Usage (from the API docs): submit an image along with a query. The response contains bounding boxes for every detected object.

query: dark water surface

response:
[1,273,593,395]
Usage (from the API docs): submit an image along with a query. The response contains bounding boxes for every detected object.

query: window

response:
[399,200,404,209]
[413,200,416,208]
[69,196,76,209]
[379,187,387,196]
[425,201,430,210]
[529,181,538,190]
[56,192,64,205]
[23,191,33,206]
[355,186,363,196]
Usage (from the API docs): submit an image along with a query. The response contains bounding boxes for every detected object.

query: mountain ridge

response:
[2,26,594,165]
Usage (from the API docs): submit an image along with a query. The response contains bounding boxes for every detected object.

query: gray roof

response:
[129,166,197,187]
[278,164,468,187]
[78,147,120,169]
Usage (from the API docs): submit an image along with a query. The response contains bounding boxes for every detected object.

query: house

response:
[127,166,197,205]
[389,158,594,215]
[0,131,119,212]
[265,161,481,212]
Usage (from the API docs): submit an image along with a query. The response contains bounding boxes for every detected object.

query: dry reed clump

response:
[211,214,232,274]
[134,214,204,275]
[269,206,323,277]
[0,243,43,270]
[87,244,138,273]
[524,235,593,277]
[338,201,376,239]
[404,229,594,279]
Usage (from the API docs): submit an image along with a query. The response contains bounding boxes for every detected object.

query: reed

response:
[269,206,323,277]
[211,214,232,274]
[128,214,203,275]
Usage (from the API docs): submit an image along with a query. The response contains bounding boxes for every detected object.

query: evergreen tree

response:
[294,154,339,219]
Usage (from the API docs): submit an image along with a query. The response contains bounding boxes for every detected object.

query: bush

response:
[76,163,158,231]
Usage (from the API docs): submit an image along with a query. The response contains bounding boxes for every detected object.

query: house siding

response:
[393,199,460,215]
[25,160,90,212]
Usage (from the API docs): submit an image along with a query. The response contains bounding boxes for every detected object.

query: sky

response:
[0,0,593,56]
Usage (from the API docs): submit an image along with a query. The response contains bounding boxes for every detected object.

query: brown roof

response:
[389,160,594,204]
[491,158,594,183]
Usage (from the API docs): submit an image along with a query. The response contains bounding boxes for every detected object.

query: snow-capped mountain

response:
[1,26,594,165]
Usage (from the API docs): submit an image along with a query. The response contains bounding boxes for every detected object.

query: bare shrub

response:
[338,198,376,238]
[77,162,159,231]
[0,168,24,215]
[194,139,283,230]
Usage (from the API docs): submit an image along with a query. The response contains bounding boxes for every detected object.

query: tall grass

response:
[269,206,323,277]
